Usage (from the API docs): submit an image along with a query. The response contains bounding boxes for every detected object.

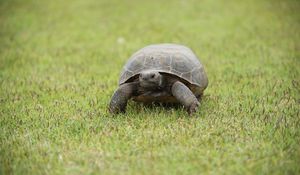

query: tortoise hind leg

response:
[109,82,139,114]
[171,81,199,115]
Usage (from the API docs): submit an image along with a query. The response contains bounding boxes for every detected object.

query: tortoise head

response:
[139,70,165,90]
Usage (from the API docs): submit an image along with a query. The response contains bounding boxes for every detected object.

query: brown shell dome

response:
[119,44,208,93]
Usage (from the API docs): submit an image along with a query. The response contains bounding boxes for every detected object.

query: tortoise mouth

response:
[139,81,159,89]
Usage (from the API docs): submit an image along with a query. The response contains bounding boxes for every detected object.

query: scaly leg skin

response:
[109,82,139,114]
[171,81,200,115]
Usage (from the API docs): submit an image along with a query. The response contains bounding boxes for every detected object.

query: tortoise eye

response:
[151,74,155,78]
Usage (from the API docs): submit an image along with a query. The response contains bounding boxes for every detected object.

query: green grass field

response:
[1,0,299,174]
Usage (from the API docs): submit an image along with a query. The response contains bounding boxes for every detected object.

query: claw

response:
[188,101,200,115]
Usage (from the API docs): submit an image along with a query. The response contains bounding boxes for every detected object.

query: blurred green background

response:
[0,0,299,174]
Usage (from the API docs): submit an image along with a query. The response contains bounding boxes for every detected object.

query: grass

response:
[0,0,299,174]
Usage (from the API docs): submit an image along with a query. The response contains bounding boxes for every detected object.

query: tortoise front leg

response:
[109,82,139,114]
[171,81,199,115]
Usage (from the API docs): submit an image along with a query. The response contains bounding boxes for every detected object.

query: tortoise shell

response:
[119,43,208,97]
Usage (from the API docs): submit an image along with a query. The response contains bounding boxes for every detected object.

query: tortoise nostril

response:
[140,75,145,80]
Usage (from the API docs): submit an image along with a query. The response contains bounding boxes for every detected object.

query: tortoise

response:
[109,43,208,115]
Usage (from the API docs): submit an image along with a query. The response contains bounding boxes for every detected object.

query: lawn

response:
[0,0,299,174]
